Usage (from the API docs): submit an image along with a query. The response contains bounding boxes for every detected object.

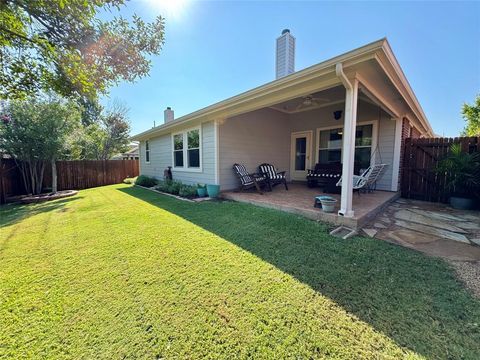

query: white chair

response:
[336,164,388,193]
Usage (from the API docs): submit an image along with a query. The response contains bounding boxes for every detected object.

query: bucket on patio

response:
[206,184,220,198]
[315,196,338,213]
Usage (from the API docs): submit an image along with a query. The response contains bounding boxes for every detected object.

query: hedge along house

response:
[132,34,434,220]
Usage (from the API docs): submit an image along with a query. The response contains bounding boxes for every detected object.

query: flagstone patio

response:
[362,198,480,261]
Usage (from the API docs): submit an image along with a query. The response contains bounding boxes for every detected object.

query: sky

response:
[102,0,480,137]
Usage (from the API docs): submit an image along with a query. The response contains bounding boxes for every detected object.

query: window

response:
[187,129,200,168]
[172,127,202,170]
[173,134,183,167]
[145,140,150,163]
[317,124,374,169]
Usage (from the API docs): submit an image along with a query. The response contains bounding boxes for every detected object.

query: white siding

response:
[376,114,395,191]
[138,121,216,186]
[218,108,290,190]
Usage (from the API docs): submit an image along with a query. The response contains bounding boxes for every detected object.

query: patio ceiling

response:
[268,85,386,115]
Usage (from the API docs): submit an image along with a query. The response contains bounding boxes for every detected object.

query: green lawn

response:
[0,185,479,359]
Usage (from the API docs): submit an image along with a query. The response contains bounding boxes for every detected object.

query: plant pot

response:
[197,187,207,197]
[449,196,476,210]
[319,196,337,213]
[206,184,220,198]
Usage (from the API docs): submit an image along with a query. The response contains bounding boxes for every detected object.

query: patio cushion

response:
[259,164,284,180]
[234,164,254,185]
[234,164,266,186]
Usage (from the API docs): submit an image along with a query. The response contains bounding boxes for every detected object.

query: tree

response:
[76,101,131,160]
[462,94,480,136]
[0,96,81,194]
[0,0,164,100]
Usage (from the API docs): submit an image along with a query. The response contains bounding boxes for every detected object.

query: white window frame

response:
[315,120,378,166]
[171,126,202,172]
[145,140,150,164]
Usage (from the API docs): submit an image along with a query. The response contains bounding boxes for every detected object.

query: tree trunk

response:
[36,161,45,195]
[51,159,57,193]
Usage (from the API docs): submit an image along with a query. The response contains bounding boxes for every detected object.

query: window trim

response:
[145,140,150,164]
[315,120,378,166]
[171,126,203,172]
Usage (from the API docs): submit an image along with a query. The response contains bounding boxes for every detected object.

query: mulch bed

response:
[20,190,78,204]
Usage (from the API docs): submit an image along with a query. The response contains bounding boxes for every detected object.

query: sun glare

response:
[144,0,190,19]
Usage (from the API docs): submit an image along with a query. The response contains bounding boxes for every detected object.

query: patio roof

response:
[132,38,433,141]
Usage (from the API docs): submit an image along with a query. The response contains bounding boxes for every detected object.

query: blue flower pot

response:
[449,196,476,210]
[206,184,220,198]
[197,187,207,197]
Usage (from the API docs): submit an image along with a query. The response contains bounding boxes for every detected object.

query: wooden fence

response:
[0,159,139,204]
[401,136,480,202]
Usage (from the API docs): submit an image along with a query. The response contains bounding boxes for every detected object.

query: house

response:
[131,31,434,219]
[111,142,140,160]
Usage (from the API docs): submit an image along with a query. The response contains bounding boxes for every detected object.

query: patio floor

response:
[222,183,399,229]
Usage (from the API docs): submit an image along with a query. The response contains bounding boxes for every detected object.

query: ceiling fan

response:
[294,95,330,110]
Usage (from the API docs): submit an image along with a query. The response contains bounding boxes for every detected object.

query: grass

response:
[0,184,479,359]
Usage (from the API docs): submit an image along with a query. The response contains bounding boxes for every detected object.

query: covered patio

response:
[222,183,399,229]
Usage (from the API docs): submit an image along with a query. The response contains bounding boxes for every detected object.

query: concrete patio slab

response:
[222,183,399,229]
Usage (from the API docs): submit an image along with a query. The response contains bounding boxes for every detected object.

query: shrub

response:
[135,175,158,187]
[155,180,197,198]
[155,180,169,192]
[123,177,137,184]
[179,184,198,198]
[166,180,182,195]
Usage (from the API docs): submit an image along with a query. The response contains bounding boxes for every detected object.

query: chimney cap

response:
[281,29,290,35]
[166,106,171,110]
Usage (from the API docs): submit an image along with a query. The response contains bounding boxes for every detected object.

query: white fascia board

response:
[131,39,386,141]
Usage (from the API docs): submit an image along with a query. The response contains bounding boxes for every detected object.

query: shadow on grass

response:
[119,186,480,359]
[0,196,82,228]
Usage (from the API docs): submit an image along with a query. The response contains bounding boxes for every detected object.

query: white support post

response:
[335,63,358,218]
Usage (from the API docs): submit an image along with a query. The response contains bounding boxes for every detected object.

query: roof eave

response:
[131,38,386,141]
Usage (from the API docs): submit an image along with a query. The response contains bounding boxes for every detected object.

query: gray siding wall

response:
[218,108,290,190]
[288,101,395,191]
[139,121,216,186]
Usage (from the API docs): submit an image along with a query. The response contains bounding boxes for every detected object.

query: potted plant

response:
[436,143,480,210]
[206,184,220,198]
[197,183,207,197]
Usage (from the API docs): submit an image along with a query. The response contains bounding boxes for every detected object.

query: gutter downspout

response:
[336,63,358,218]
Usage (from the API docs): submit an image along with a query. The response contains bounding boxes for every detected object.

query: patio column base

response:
[338,209,355,218]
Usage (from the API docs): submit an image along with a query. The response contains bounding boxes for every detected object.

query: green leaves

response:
[462,95,480,136]
[0,95,82,161]
[0,0,165,100]
[436,143,480,197]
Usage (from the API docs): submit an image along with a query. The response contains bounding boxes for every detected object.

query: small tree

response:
[0,97,81,194]
[76,101,131,160]
[462,95,480,136]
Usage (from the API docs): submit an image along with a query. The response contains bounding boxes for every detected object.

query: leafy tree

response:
[0,0,165,100]
[462,94,480,136]
[0,96,82,194]
[75,101,131,160]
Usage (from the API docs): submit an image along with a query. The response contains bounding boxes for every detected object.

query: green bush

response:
[155,180,169,192]
[135,175,158,187]
[155,180,197,198]
[178,184,198,198]
[166,180,182,195]
[123,177,137,184]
